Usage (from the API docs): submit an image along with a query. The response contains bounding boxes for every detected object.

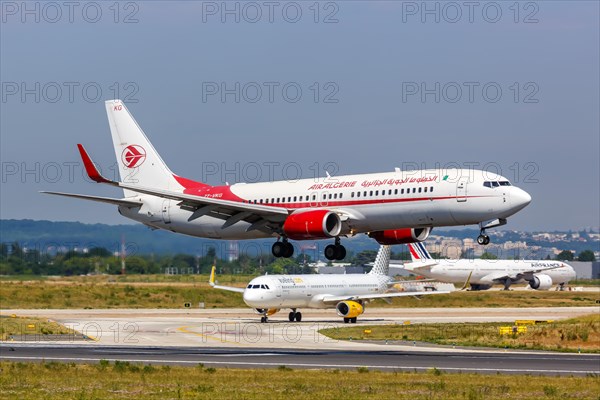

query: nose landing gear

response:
[477,231,490,245]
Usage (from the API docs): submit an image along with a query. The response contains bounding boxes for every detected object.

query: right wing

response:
[209,266,245,293]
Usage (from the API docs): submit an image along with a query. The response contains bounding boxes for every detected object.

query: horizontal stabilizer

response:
[40,191,142,207]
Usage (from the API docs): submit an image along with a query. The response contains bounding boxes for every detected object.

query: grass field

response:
[1,361,599,400]
[0,274,598,309]
[320,314,600,353]
[0,315,75,341]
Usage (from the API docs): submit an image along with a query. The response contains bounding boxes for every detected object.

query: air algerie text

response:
[307,181,357,190]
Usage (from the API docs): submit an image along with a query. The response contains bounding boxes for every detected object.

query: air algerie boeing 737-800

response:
[405,243,576,291]
[41,100,532,260]
[210,245,449,323]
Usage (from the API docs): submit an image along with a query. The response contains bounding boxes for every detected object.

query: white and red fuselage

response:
[119,169,531,240]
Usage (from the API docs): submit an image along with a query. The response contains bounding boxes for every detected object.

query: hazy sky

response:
[1,1,599,231]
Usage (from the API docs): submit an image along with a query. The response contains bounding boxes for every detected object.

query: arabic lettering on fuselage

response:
[307,176,438,191]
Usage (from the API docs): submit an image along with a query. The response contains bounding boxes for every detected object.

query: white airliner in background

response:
[405,243,576,291]
[210,245,449,323]
[42,99,532,260]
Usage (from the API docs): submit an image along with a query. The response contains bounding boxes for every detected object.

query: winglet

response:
[77,144,112,184]
[209,266,216,287]
[460,271,473,291]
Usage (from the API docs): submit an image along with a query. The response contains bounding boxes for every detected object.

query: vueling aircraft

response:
[209,245,449,323]
[42,100,532,260]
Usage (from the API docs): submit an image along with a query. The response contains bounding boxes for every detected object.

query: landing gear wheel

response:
[324,245,337,261]
[325,244,347,261]
[477,234,490,245]
[272,242,286,258]
[343,317,350,323]
[334,245,346,260]
[260,316,268,323]
[283,242,294,258]
[295,312,302,322]
[272,241,294,258]
[350,317,357,324]
[288,312,295,322]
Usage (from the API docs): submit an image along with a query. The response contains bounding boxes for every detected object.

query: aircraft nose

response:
[511,187,532,211]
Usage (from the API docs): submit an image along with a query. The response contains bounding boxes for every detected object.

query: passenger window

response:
[357,192,361,197]
[364,191,367,197]
[375,190,378,196]
[424,187,428,193]
[312,195,316,200]
[418,187,422,193]
[328,194,332,199]
[288,197,291,202]
[388,190,392,195]
[401,189,404,194]
[351,192,354,198]
[333,193,337,199]
[394,189,398,195]
[430,186,433,192]
[323,194,326,200]
[272,198,275,203]
[339,193,343,199]
[412,188,416,193]
[370,191,373,196]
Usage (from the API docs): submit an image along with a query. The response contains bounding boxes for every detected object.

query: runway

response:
[1,307,598,376]
[1,344,599,376]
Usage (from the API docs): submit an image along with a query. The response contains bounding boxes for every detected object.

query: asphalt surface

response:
[1,344,598,376]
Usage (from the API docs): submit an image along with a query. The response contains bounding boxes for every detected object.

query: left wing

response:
[321,290,450,304]
[209,266,245,293]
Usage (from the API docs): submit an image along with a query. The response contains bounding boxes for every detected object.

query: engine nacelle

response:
[528,274,553,290]
[254,308,279,316]
[368,227,432,245]
[335,301,364,319]
[283,210,342,240]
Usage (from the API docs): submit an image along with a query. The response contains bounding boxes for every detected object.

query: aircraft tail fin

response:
[407,242,433,262]
[105,100,208,196]
[369,245,391,276]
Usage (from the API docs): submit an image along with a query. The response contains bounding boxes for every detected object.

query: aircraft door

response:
[456,177,468,202]
[161,199,171,224]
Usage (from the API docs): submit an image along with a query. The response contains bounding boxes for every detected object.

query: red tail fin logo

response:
[121,145,146,168]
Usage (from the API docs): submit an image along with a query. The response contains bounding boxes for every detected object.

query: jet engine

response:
[368,227,431,245]
[528,274,553,290]
[335,301,364,319]
[283,210,342,240]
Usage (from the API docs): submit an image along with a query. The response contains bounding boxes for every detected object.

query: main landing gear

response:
[324,237,346,261]
[272,240,294,258]
[288,309,302,322]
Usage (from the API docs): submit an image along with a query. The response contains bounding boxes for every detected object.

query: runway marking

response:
[176,326,243,346]
[1,356,598,375]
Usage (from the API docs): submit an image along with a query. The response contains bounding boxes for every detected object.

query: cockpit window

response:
[252,284,260,289]
[484,181,492,188]
[264,285,270,290]
[499,181,511,186]
[491,181,500,187]
[247,284,252,289]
